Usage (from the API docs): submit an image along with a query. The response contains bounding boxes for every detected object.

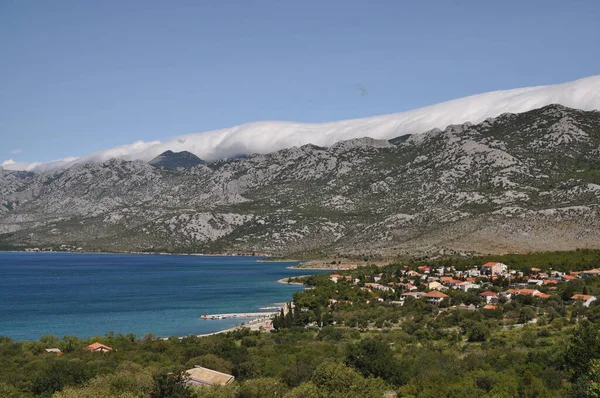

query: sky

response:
[1,0,599,165]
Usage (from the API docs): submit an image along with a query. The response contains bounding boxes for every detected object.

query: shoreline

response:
[277,277,307,286]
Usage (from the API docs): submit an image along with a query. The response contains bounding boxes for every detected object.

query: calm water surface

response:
[0,252,321,340]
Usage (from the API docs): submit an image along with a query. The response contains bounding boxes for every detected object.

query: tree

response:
[149,370,194,398]
[345,338,403,384]
[466,322,490,342]
[309,362,389,398]
[565,321,600,381]
[31,359,91,396]
[518,307,535,324]
[237,377,288,398]
[0,383,24,398]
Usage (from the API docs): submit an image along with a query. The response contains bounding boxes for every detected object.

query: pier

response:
[201,311,278,320]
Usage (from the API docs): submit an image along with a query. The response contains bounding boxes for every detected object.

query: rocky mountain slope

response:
[1,105,599,256]
[148,150,206,169]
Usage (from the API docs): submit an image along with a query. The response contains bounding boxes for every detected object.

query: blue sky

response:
[1,0,599,164]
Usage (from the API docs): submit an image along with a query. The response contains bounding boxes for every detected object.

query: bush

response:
[466,322,490,342]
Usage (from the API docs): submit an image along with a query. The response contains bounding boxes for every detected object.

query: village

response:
[323,261,599,311]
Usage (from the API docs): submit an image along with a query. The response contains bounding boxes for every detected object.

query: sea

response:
[0,252,324,341]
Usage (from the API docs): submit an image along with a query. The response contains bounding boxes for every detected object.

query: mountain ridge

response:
[1,104,599,257]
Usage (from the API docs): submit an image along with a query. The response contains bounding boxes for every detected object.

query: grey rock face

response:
[1,104,600,255]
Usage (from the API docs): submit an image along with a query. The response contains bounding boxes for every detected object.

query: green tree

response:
[345,338,403,384]
[565,322,600,381]
[31,359,91,396]
[237,377,288,398]
[149,370,194,398]
[0,383,24,398]
[466,322,490,342]
[309,362,389,398]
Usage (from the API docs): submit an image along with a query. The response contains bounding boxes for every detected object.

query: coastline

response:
[277,277,308,286]
[286,259,388,270]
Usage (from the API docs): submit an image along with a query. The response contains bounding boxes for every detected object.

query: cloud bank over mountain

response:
[3,75,600,172]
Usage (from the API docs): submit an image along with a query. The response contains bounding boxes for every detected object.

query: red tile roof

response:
[480,291,499,297]
[483,305,499,310]
[518,289,539,296]
[571,294,594,301]
[85,342,112,352]
[482,262,500,268]
[424,291,449,298]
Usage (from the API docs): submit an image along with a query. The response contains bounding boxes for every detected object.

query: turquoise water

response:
[0,253,321,341]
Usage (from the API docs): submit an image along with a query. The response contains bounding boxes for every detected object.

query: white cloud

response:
[4,75,600,172]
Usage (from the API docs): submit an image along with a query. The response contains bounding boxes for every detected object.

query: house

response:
[527,279,544,286]
[402,291,425,300]
[519,289,541,297]
[483,305,500,310]
[423,291,449,305]
[329,274,343,283]
[479,291,499,304]
[543,279,559,286]
[445,279,463,287]
[186,366,235,387]
[427,281,444,291]
[455,303,477,311]
[456,282,480,292]
[85,342,112,352]
[571,294,598,307]
[581,269,600,278]
[480,262,507,275]
[505,288,550,299]
[481,262,508,275]
[44,348,62,356]
[365,283,394,292]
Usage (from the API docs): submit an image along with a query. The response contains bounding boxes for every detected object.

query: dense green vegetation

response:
[2,250,600,397]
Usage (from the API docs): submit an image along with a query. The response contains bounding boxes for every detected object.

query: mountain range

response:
[1,104,599,257]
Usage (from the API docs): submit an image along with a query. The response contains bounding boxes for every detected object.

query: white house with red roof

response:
[479,291,499,304]
[423,291,449,305]
[480,262,508,276]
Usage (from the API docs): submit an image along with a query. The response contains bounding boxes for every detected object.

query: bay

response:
[0,252,321,341]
